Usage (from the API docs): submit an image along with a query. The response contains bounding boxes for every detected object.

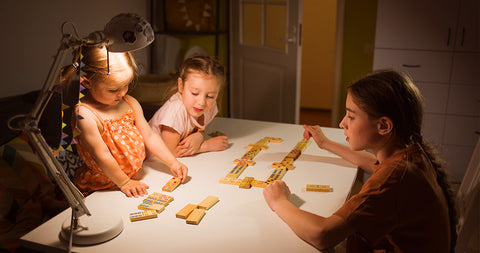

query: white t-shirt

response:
[148,92,218,140]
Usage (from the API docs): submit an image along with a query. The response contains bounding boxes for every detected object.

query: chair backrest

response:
[455,136,480,253]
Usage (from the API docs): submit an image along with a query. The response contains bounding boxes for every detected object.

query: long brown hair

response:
[348,69,457,253]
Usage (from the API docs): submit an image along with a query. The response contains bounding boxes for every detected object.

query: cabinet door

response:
[448,53,480,116]
[451,52,480,85]
[454,0,480,52]
[375,0,459,50]
[373,49,452,83]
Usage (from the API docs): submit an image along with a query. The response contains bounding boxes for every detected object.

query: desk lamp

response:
[7,13,154,251]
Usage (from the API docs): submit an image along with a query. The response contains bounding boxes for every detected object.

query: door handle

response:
[402,64,421,68]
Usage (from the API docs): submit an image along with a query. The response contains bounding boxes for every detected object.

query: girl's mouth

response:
[193,107,202,113]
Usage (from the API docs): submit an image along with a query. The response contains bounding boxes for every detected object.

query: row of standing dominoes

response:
[220,137,282,186]
[129,192,174,222]
[225,138,310,189]
[176,196,219,225]
[263,139,310,185]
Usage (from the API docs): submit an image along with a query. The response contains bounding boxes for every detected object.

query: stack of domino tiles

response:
[176,196,219,225]
[129,192,174,222]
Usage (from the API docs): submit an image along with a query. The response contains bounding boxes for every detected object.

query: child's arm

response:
[303,125,377,173]
[159,125,182,156]
[263,180,353,250]
[75,106,149,197]
[177,131,229,157]
[127,96,188,181]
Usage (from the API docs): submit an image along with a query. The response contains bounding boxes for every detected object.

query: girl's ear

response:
[80,76,91,89]
[177,77,184,93]
[377,117,394,135]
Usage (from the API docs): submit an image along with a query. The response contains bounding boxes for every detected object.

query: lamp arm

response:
[20,32,91,218]
[25,128,90,217]
[30,34,83,122]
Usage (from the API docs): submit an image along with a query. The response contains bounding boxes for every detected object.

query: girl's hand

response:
[119,179,149,198]
[169,160,188,183]
[263,180,291,212]
[303,125,330,150]
[176,133,203,157]
[203,136,229,152]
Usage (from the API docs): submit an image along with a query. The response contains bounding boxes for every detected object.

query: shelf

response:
[154,30,228,35]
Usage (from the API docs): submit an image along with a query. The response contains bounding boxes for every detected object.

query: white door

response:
[230,0,302,123]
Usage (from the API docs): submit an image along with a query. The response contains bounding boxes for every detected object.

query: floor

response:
[299,108,333,127]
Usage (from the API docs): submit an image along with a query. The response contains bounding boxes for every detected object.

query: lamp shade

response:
[104,13,154,52]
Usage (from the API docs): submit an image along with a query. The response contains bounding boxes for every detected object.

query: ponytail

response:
[59,47,83,88]
[417,138,458,253]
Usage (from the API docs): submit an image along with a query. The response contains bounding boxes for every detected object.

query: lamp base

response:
[60,211,123,245]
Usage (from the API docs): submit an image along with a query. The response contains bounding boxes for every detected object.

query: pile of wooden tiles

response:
[129,192,174,222]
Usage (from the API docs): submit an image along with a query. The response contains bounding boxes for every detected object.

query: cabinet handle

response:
[402,64,421,68]
[461,28,465,46]
[447,28,451,46]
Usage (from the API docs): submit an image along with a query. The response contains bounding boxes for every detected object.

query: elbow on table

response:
[306,225,346,251]
[302,226,333,250]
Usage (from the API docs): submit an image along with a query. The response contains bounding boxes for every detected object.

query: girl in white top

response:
[149,56,229,157]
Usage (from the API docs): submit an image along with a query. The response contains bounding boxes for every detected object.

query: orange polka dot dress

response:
[74,97,145,195]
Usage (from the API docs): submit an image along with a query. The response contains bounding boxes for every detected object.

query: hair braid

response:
[418,139,458,253]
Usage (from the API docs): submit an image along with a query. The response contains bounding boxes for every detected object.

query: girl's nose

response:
[198,97,206,106]
[120,88,128,97]
[339,116,347,129]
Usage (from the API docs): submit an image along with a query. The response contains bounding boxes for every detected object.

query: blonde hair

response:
[60,46,139,92]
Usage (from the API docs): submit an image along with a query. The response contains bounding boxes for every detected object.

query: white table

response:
[21,117,357,253]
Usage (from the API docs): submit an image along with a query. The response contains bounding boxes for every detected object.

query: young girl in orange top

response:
[64,45,188,197]
[263,70,457,252]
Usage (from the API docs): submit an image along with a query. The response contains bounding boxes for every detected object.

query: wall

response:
[0,0,149,98]
[145,0,229,116]
[300,0,337,110]
[337,0,377,124]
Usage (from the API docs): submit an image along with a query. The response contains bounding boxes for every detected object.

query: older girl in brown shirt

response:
[263,70,457,252]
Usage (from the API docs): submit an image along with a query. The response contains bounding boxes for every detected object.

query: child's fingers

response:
[179,165,188,182]
[303,125,312,139]
[139,183,149,196]
[176,148,188,157]
[131,187,139,198]
[180,171,186,183]
[139,186,148,197]
[178,146,195,157]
